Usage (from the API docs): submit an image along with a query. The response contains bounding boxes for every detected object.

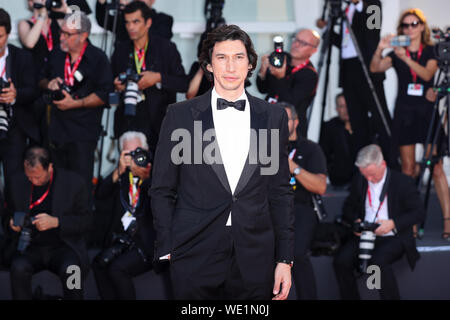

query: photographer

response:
[95,0,173,44]
[257,29,320,138]
[111,1,187,153]
[39,11,113,196]
[92,131,158,300]
[370,8,450,240]
[0,9,39,184]
[6,146,92,300]
[333,144,424,300]
[280,102,327,300]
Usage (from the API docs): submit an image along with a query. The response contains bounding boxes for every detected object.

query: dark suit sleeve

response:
[392,175,425,232]
[14,50,39,107]
[92,51,114,104]
[256,74,268,94]
[95,172,117,200]
[58,174,92,237]
[150,105,179,257]
[268,109,294,262]
[160,42,188,93]
[150,11,173,40]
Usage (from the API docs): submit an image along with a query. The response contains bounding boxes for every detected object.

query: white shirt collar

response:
[0,46,9,80]
[212,87,247,104]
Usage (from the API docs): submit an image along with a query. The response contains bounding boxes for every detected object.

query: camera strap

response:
[134,40,148,74]
[290,59,310,75]
[367,168,391,223]
[29,171,54,210]
[406,44,423,83]
[64,41,88,86]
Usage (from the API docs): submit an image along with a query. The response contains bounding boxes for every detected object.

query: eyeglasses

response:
[400,20,422,29]
[59,30,81,38]
[291,37,317,48]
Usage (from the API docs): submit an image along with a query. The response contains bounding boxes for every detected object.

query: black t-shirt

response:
[29,173,62,247]
[42,42,113,143]
[288,137,327,205]
[388,45,437,107]
[187,61,212,98]
[24,19,60,70]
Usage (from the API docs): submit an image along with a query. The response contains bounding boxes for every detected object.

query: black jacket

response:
[150,89,294,285]
[342,169,425,269]
[5,169,92,270]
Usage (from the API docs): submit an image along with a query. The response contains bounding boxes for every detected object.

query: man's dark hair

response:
[277,101,298,120]
[24,146,52,170]
[0,9,11,34]
[123,1,153,21]
[335,92,345,104]
[199,24,258,81]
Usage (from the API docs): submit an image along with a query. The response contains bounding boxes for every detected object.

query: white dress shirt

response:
[341,0,363,60]
[0,46,9,81]
[364,169,394,237]
[211,87,251,226]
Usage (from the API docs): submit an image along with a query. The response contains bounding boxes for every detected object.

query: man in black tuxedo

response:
[111,1,187,153]
[6,146,92,300]
[0,9,39,183]
[333,144,424,300]
[318,0,392,164]
[150,24,294,300]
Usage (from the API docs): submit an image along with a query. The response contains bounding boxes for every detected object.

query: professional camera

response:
[0,78,12,139]
[95,219,138,268]
[390,35,411,47]
[353,221,380,273]
[432,27,450,68]
[43,82,73,104]
[269,36,286,68]
[126,147,153,167]
[205,0,226,31]
[13,211,36,253]
[33,0,63,10]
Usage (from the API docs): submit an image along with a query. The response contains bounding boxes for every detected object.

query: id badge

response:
[407,83,424,96]
[121,211,136,231]
[267,96,278,104]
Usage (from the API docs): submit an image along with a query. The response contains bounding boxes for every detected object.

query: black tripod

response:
[307,0,391,141]
[415,65,450,239]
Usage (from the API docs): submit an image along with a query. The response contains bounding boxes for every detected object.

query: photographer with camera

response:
[111,1,187,153]
[257,29,320,138]
[280,102,327,300]
[333,144,424,300]
[5,146,92,300]
[96,0,173,44]
[39,11,113,197]
[0,9,39,185]
[92,131,161,299]
[370,8,450,241]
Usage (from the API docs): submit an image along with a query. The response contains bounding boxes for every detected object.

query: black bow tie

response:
[217,98,246,111]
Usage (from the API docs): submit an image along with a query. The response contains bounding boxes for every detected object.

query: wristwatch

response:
[293,166,301,176]
[277,260,294,267]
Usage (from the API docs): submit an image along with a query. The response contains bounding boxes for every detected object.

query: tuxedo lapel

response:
[191,90,231,194]
[234,92,267,196]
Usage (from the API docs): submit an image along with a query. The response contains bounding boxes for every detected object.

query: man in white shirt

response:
[151,24,294,300]
[333,144,424,300]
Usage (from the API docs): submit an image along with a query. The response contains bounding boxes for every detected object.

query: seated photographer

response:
[370,8,450,240]
[319,93,357,187]
[280,102,327,300]
[96,0,173,44]
[256,29,319,137]
[333,144,425,300]
[39,11,113,197]
[111,1,187,153]
[92,131,157,300]
[5,146,92,300]
[0,9,39,185]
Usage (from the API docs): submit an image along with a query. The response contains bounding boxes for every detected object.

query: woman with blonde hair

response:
[370,8,450,241]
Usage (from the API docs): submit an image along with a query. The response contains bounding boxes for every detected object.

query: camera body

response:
[13,211,36,253]
[109,67,143,115]
[33,0,63,11]
[354,221,380,273]
[126,147,152,168]
[390,35,411,47]
[269,36,286,69]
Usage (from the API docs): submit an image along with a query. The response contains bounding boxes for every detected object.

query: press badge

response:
[121,211,136,231]
[407,83,424,96]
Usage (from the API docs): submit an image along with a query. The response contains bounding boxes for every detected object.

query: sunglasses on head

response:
[401,20,422,29]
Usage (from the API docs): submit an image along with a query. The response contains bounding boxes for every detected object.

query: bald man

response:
[257,29,320,137]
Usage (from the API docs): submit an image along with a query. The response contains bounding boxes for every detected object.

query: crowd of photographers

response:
[0,0,447,300]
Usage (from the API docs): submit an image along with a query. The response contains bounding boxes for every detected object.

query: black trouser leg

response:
[333,237,360,300]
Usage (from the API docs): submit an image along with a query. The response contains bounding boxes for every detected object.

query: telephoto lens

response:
[358,230,377,273]
[269,36,285,68]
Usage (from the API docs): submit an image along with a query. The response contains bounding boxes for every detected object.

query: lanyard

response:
[64,42,88,86]
[291,59,310,75]
[31,17,53,52]
[29,172,53,210]
[134,40,148,74]
[128,171,143,211]
[406,44,423,83]
[366,186,386,221]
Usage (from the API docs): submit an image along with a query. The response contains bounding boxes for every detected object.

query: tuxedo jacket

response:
[150,89,294,284]
[6,169,92,270]
[5,44,40,142]
[342,169,425,269]
[331,0,385,86]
